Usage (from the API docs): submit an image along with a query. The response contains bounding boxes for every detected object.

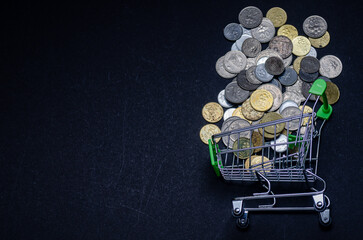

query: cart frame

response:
[208,79,333,228]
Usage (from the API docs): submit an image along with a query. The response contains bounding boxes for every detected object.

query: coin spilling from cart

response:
[200,6,342,229]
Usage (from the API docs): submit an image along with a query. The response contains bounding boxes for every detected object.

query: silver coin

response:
[245,57,256,70]
[224,108,236,120]
[251,18,275,43]
[242,38,262,58]
[224,81,250,104]
[300,56,320,74]
[241,25,252,36]
[291,90,306,104]
[303,15,328,38]
[221,116,240,131]
[255,64,274,82]
[224,23,243,41]
[281,106,302,131]
[270,78,283,91]
[227,119,252,145]
[283,54,293,68]
[251,120,260,126]
[231,42,239,51]
[306,46,317,58]
[265,56,285,75]
[246,66,263,84]
[270,134,288,153]
[257,83,283,112]
[285,78,306,102]
[236,34,252,50]
[216,56,237,78]
[256,56,268,65]
[299,124,314,135]
[221,116,241,147]
[237,70,260,91]
[255,49,283,65]
[301,81,317,101]
[299,126,308,135]
[222,117,251,148]
[278,67,298,86]
[218,90,234,108]
[319,55,343,78]
[279,100,299,114]
[299,69,319,83]
[223,51,247,74]
[268,35,293,59]
[238,6,263,29]
[282,91,302,105]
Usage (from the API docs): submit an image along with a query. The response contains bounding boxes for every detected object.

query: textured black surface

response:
[1,0,362,239]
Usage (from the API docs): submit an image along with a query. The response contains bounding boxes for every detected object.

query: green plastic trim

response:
[208,139,222,177]
[309,78,326,95]
[309,78,333,120]
[288,134,303,149]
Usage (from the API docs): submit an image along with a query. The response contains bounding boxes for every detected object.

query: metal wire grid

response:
[212,94,323,182]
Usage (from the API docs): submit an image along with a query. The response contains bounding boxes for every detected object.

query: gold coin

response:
[292,36,311,56]
[309,31,330,48]
[199,124,221,145]
[266,7,287,27]
[245,156,272,172]
[258,127,280,139]
[232,137,253,159]
[202,102,223,123]
[319,81,340,105]
[241,98,265,121]
[244,155,258,169]
[250,89,274,112]
[232,107,252,124]
[277,24,298,41]
[259,112,285,134]
[299,105,313,125]
[251,131,263,153]
[293,56,304,74]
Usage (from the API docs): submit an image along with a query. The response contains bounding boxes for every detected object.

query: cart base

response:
[231,170,332,228]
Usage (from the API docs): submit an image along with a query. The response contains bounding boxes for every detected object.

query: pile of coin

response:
[200,6,343,163]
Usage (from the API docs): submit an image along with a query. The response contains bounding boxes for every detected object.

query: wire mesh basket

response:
[208,79,333,228]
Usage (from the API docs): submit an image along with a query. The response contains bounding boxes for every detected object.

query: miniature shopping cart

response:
[208,79,333,228]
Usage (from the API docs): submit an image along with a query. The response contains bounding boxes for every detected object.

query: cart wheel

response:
[232,208,242,217]
[318,209,332,227]
[314,200,327,212]
[236,217,249,229]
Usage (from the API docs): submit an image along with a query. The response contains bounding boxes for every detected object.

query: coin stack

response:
[200,6,342,167]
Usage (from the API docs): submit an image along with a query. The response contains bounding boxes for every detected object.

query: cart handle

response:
[208,139,222,176]
[309,79,333,120]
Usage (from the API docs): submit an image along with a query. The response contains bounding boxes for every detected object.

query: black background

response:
[1,0,362,239]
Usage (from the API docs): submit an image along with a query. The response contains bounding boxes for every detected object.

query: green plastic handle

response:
[208,139,222,177]
[288,134,302,149]
[309,79,333,120]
